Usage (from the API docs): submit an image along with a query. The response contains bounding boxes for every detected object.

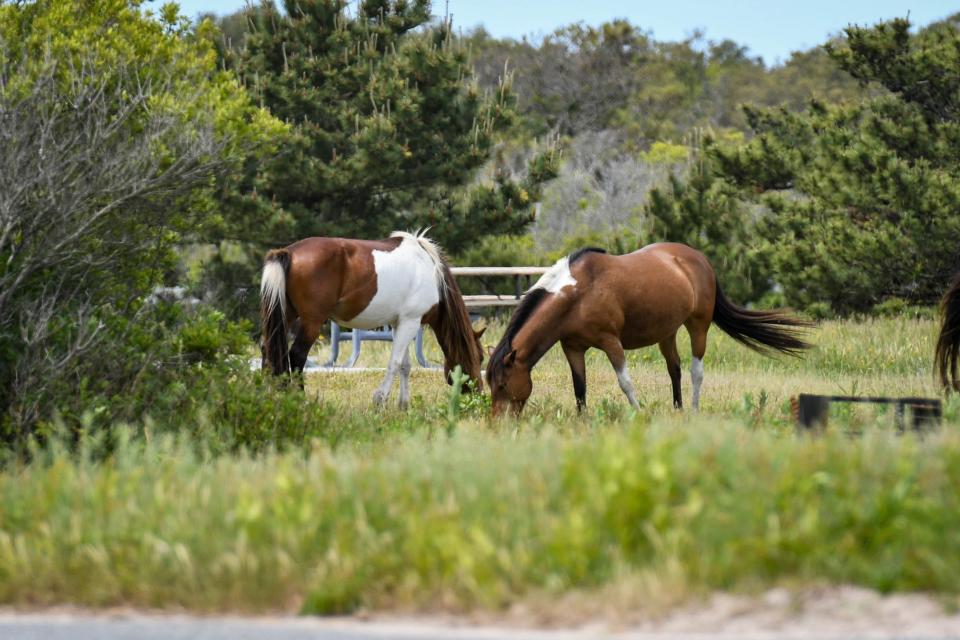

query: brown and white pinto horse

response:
[486,243,812,416]
[935,273,960,393]
[260,231,484,407]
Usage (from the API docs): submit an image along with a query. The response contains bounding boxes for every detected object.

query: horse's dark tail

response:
[935,274,960,393]
[712,282,813,357]
[260,248,291,375]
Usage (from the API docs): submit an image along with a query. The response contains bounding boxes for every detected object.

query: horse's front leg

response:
[599,336,641,410]
[372,319,420,408]
[397,347,412,410]
[561,341,587,413]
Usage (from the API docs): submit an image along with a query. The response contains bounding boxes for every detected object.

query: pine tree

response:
[710,16,960,313]
[645,133,769,303]
[224,0,557,253]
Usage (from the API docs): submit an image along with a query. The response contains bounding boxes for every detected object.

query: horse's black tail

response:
[935,274,960,393]
[712,282,813,357]
[260,248,291,375]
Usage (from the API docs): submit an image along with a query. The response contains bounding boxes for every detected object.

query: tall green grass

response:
[3,418,960,613]
[1,315,955,615]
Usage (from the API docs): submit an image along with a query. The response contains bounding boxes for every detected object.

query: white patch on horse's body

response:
[691,357,704,410]
[336,232,441,330]
[530,256,576,294]
[391,230,446,295]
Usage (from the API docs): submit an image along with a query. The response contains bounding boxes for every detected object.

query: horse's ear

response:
[486,345,495,357]
[504,349,517,367]
[474,326,487,340]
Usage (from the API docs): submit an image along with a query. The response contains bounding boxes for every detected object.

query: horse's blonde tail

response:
[260,249,291,374]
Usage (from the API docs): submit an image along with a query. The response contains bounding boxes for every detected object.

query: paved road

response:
[2,612,959,640]
[1,614,593,640]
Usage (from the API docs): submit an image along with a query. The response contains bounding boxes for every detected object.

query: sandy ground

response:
[4,587,960,639]
[626,585,960,637]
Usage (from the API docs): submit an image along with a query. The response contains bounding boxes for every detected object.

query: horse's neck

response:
[515,294,568,369]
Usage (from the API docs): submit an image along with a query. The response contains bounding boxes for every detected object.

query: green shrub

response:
[872,298,908,317]
[804,301,834,321]
[176,308,253,363]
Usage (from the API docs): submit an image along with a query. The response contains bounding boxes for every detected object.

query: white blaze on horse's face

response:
[339,235,441,330]
[531,256,577,295]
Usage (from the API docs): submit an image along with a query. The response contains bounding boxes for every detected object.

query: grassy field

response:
[313,314,945,428]
[2,315,960,617]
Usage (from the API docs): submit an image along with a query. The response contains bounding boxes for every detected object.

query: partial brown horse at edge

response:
[260,231,484,407]
[935,273,960,393]
[486,243,813,416]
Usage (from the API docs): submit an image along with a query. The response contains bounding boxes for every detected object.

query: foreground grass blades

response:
[0,315,957,615]
[3,420,960,614]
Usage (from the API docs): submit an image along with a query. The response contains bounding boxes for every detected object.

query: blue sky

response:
[167,0,958,65]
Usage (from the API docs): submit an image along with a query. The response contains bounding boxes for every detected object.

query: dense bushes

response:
[689,17,960,313]
[0,0,281,442]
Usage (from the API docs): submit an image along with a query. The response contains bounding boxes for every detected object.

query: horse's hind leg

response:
[685,320,709,411]
[658,334,683,409]
[290,317,325,389]
[561,341,587,413]
[373,318,420,408]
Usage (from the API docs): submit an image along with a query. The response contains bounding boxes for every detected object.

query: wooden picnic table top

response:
[463,294,525,307]
[450,266,549,277]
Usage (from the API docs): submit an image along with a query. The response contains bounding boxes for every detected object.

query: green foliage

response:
[871,298,934,320]
[804,301,835,321]
[5,419,960,612]
[456,233,541,267]
[220,0,556,253]
[175,309,252,363]
[139,366,342,455]
[644,136,769,303]
[5,304,252,449]
[711,16,960,313]
[0,0,281,439]
[641,141,690,164]
[468,22,862,144]
[0,0,281,159]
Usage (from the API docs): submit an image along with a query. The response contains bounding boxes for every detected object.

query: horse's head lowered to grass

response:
[486,288,550,416]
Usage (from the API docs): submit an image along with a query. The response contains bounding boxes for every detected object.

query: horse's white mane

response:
[391,229,447,296]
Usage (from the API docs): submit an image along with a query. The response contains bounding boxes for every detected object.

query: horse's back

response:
[345,235,441,327]
[575,243,716,348]
[635,243,715,308]
[282,236,404,326]
[598,243,714,304]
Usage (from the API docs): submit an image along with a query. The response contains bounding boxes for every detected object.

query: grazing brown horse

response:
[935,273,960,393]
[260,231,484,407]
[486,243,813,416]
